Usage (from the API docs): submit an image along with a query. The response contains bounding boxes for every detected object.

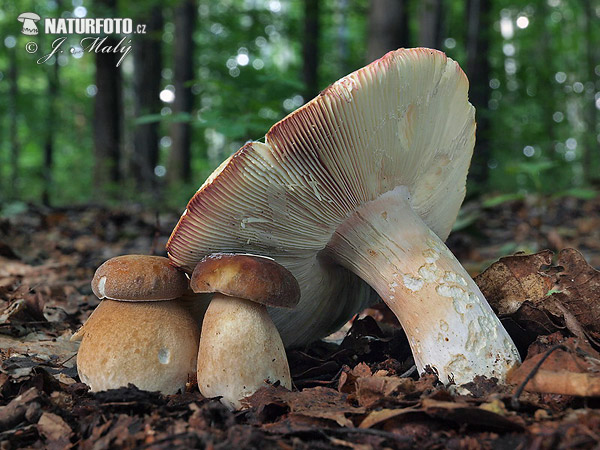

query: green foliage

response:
[485,0,599,193]
[1,0,598,207]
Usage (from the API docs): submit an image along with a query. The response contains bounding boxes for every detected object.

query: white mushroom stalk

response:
[167,48,520,385]
[326,187,520,382]
[197,294,292,410]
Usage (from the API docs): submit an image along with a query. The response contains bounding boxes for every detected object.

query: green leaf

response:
[482,193,526,208]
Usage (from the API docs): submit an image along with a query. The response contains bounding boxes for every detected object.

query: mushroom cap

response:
[167,48,475,346]
[92,255,189,301]
[18,12,40,21]
[190,253,300,308]
[75,299,199,394]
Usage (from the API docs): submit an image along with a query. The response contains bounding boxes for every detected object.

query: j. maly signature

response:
[38,36,132,67]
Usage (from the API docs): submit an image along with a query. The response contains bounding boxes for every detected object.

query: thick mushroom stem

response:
[197,294,292,410]
[326,186,521,384]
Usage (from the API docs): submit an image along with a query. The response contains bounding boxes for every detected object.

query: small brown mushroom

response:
[73,255,200,394]
[190,253,300,410]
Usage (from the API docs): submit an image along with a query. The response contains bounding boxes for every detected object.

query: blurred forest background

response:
[0,0,598,212]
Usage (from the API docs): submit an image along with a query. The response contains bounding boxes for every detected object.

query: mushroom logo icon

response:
[18,12,41,35]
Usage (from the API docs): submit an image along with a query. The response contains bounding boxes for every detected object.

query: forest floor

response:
[1,193,600,449]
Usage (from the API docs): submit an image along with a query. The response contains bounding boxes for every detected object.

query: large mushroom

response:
[73,255,200,394]
[167,48,520,384]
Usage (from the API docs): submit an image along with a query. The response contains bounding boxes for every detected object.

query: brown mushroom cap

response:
[92,255,188,301]
[190,253,300,308]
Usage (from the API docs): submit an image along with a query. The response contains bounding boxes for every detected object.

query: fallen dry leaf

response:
[339,363,415,408]
[548,249,600,339]
[0,387,41,431]
[355,375,415,408]
[358,398,523,432]
[358,407,419,429]
[509,336,600,397]
[37,411,73,442]
[477,248,600,348]
[475,250,554,316]
[245,385,365,427]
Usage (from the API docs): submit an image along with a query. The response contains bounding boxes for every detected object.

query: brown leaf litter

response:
[1,198,600,448]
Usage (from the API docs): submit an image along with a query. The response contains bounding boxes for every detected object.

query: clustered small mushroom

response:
[75,253,297,409]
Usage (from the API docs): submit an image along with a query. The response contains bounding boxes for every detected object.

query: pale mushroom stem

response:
[326,187,521,384]
[197,294,292,410]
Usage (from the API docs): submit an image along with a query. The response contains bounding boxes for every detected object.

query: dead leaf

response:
[0,333,79,370]
[359,399,522,432]
[339,363,416,408]
[477,248,600,348]
[548,249,600,338]
[338,363,372,394]
[245,385,365,427]
[358,407,418,429]
[0,387,41,431]
[475,250,554,315]
[509,337,600,397]
[419,399,523,431]
[355,376,415,408]
[37,411,72,442]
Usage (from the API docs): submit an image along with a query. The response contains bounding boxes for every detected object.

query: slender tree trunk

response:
[367,0,410,63]
[465,0,491,185]
[537,2,557,150]
[8,45,20,199]
[133,7,163,192]
[168,0,196,184]
[582,0,598,183]
[41,0,61,206]
[336,0,350,75]
[43,60,59,206]
[93,0,122,196]
[302,0,320,100]
[418,0,444,49]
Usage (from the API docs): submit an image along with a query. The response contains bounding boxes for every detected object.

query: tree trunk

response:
[582,0,598,183]
[536,2,557,154]
[93,0,122,196]
[335,0,350,75]
[133,6,163,192]
[168,0,196,184]
[302,0,320,100]
[41,0,62,206]
[8,44,20,200]
[367,0,410,63]
[43,60,59,206]
[418,0,444,49]
[465,0,491,185]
